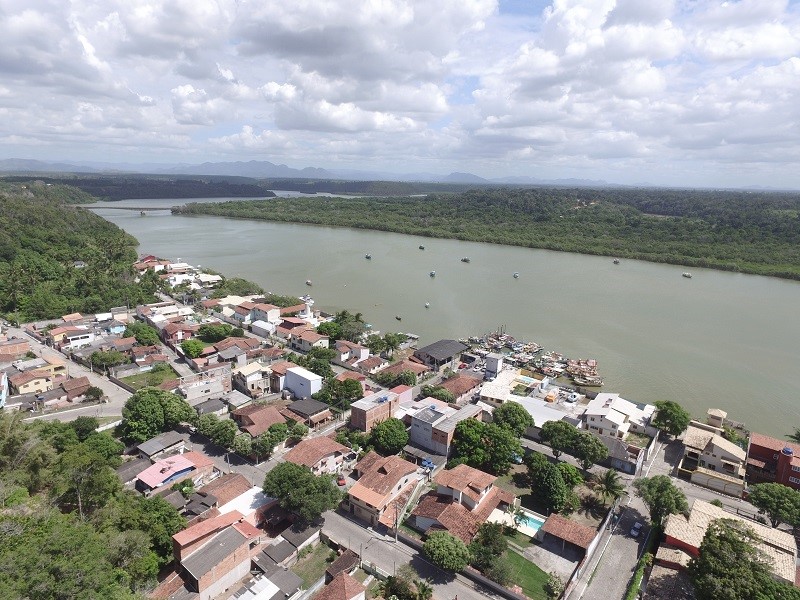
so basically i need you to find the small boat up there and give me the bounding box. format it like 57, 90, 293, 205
574, 376, 604, 387
395, 315, 402, 321
613, 259, 620, 265
140, 211, 146, 216
429, 271, 436, 277
461, 257, 471, 263
419, 245, 425, 250
425, 302, 430, 308
305, 280, 312, 286
682, 272, 692, 279
513, 272, 519, 278
365, 254, 372, 260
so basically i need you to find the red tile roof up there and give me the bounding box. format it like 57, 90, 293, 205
198, 473, 253, 506
336, 371, 366, 383
284, 437, 349, 468
172, 510, 244, 547
412, 494, 481, 543
439, 374, 482, 397
270, 360, 299, 376
541, 514, 596, 550
380, 360, 429, 377
314, 572, 365, 600
233, 405, 286, 437
358, 356, 387, 371
435, 464, 497, 503
62, 376, 90, 392
353, 452, 417, 496
749, 432, 800, 456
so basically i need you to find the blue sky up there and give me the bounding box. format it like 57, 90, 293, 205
2, 0, 800, 187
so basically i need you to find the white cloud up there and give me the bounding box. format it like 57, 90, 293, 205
0, 0, 799, 186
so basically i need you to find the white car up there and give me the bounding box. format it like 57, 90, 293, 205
630, 522, 644, 538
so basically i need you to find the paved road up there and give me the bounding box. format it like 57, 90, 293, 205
322, 510, 497, 600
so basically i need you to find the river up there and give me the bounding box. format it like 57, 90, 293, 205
90, 197, 800, 437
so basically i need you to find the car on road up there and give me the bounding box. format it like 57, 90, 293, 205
337, 475, 347, 486
630, 522, 644, 538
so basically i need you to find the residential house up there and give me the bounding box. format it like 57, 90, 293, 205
409, 403, 484, 457
285, 366, 323, 399
0, 339, 31, 362
333, 340, 369, 368
376, 359, 429, 380
112, 337, 137, 353
284, 437, 350, 475
232, 404, 286, 437
595, 433, 648, 475
60, 328, 97, 351
250, 320, 276, 338
357, 355, 389, 375
438, 373, 482, 405
663, 499, 797, 586
178, 527, 255, 600
290, 330, 329, 353
8, 370, 52, 395
680, 422, 747, 497
177, 365, 232, 404
232, 361, 271, 397
345, 451, 418, 527
47, 325, 86, 346
269, 360, 299, 393
172, 510, 249, 562
233, 565, 303, 600
12, 355, 67, 378
162, 322, 199, 347
136, 451, 216, 496
275, 317, 310, 340
411, 464, 516, 542
582, 393, 657, 440
747, 433, 800, 490
413, 339, 469, 372
252, 303, 281, 324
217, 486, 278, 527
117, 457, 151, 487
325, 550, 360, 583
313, 573, 365, 600
350, 385, 413, 433
194, 397, 228, 417
61, 376, 90, 401
537, 514, 597, 558
285, 398, 332, 427
198, 473, 254, 507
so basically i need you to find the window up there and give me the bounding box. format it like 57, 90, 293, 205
790, 477, 800, 485
774, 454, 780, 460
792, 466, 800, 473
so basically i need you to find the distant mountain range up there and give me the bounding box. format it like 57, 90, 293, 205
0, 157, 621, 187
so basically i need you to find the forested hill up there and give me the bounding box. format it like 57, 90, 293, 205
174, 187, 800, 280
0, 181, 156, 321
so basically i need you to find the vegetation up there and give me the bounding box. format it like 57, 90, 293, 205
538, 421, 577, 458
197, 323, 239, 342
450, 420, 523, 475
505, 550, 550, 600
262, 463, 342, 525
593, 469, 625, 504
624, 545, 656, 600
492, 402, 535, 437
469, 522, 508, 573
652, 400, 692, 438
181, 338, 205, 358
572, 431, 609, 471
748, 483, 800, 528
119, 387, 195, 443
0, 411, 185, 596
786, 428, 800, 444
530, 460, 569, 512
0, 181, 156, 321
688, 519, 800, 600
173, 186, 800, 280
123, 322, 160, 346
211, 276, 264, 298
120, 363, 179, 390
313, 377, 363, 410
633, 475, 688, 526
420, 384, 455, 404
370, 418, 409, 456
374, 369, 417, 388
421, 531, 471, 572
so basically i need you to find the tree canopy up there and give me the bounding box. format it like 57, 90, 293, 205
123, 322, 160, 346
748, 483, 800, 528
492, 402, 534, 437
262, 462, 342, 525
572, 431, 609, 471
633, 475, 688, 526
422, 531, 471, 572
180, 338, 205, 358
120, 387, 194, 443
652, 400, 692, 437
539, 420, 577, 458
530, 460, 569, 512
450, 420, 523, 475
370, 418, 409, 456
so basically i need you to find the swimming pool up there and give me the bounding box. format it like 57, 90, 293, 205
518, 510, 545, 534
516, 375, 536, 385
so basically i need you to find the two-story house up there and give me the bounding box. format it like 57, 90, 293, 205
251, 303, 281, 324
411, 463, 516, 542
582, 393, 657, 439
345, 452, 419, 527
284, 437, 351, 475
409, 402, 484, 456
290, 330, 330, 353
333, 340, 370, 368
413, 339, 469, 373
350, 385, 413, 433
747, 432, 800, 491
681, 422, 747, 497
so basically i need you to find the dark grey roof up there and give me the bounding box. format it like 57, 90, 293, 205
415, 339, 468, 362
182, 527, 248, 580
116, 457, 152, 483
195, 398, 226, 415
137, 430, 186, 457
262, 540, 295, 564
268, 568, 303, 595
288, 398, 329, 418
222, 390, 252, 408
280, 523, 322, 549
162, 490, 186, 510
218, 347, 245, 360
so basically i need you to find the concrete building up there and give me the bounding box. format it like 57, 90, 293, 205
349, 385, 412, 433
582, 393, 657, 439
285, 366, 323, 399
747, 433, 800, 491
413, 339, 468, 372
680, 422, 747, 497
409, 402, 483, 456
284, 437, 351, 475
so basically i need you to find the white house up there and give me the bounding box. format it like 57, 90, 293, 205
61, 328, 96, 350
285, 366, 323, 399
290, 330, 329, 353
251, 303, 281, 324
250, 320, 276, 338
583, 393, 657, 439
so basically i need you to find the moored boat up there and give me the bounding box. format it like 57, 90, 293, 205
425, 302, 430, 308
682, 272, 692, 278
574, 376, 604, 387
305, 280, 312, 286
613, 259, 620, 264
461, 257, 470, 263
429, 270, 436, 277
365, 254, 372, 259
419, 245, 425, 250
513, 272, 519, 278
395, 315, 402, 321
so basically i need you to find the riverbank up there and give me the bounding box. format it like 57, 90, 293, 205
172, 187, 800, 281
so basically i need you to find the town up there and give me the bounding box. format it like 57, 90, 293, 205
2, 254, 798, 600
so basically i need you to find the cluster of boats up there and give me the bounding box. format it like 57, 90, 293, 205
460, 331, 605, 387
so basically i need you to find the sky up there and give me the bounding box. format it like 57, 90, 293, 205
2, 0, 800, 187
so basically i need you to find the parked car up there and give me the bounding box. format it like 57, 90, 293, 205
630, 522, 644, 538
337, 475, 347, 486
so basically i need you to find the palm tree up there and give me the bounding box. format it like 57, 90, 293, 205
594, 469, 625, 504
787, 428, 800, 444
415, 579, 433, 600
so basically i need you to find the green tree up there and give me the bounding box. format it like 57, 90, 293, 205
212, 419, 238, 449
70, 416, 99, 441
530, 460, 569, 512
688, 518, 800, 600
451, 420, 522, 475
748, 483, 800, 528
198, 323, 233, 342
197, 413, 220, 438
395, 370, 417, 387
652, 400, 692, 438
316, 321, 342, 340
85, 385, 104, 402
539, 420, 577, 458
263, 462, 342, 525
370, 418, 409, 456
253, 432, 277, 462
384, 333, 406, 356
422, 531, 471, 572
123, 322, 160, 346
120, 388, 166, 443
181, 338, 205, 358
232, 433, 253, 456
420, 385, 455, 404
572, 431, 609, 471
633, 475, 688, 526
161, 393, 195, 429
469, 522, 507, 571
90, 349, 128, 371
594, 469, 625, 504
557, 462, 584, 490
366, 334, 387, 355
492, 402, 534, 437
52, 447, 121, 518
786, 428, 800, 444
82, 433, 125, 468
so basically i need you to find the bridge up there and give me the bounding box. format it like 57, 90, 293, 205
88, 205, 180, 212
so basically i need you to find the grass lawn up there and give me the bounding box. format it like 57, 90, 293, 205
291, 543, 334, 588
352, 568, 370, 583
506, 550, 549, 600
120, 365, 179, 390
504, 529, 534, 547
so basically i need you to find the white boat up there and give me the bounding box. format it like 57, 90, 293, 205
365, 254, 372, 260
682, 272, 692, 279
305, 280, 312, 286
425, 302, 430, 308
429, 271, 436, 277
513, 272, 519, 278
